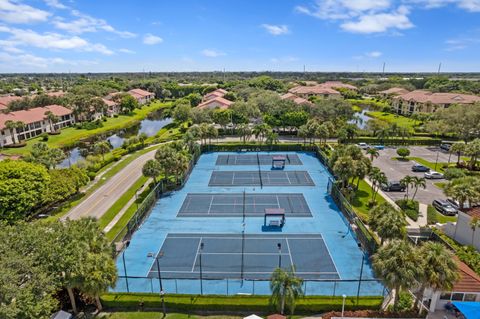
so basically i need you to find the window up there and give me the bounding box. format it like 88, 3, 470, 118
440, 292, 452, 300
464, 294, 477, 301
452, 293, 464, 301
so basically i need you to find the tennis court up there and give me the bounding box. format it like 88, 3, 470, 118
178, 193, 312, 217
208, 170, 315, 187
216, 154, 302, 166
148, 233, 339, 280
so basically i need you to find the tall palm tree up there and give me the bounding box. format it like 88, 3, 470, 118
444, 177, 480, 210
470, 217, 480, 246
44, 111, 59, 132
353, 157, 372, 189
252, 123, 271, 144
297, 125, 308, 145
400, 175, 414, 200
93, 141, 111, 161
270, 267, 303, 315
411, 177, 427, 201
368, 167, 388, 202
372, 240, 421, 310
142, 159, 162, 184
366, 148, 380, 161
450, 143, 466, 165
5, 120, 25, 145
369, 203, 407, 244
333, 156, 356, 189
237, 123, 251, 143
415, 242, 459, 312
266, 132, 279, 146
315, 124, 329, 145
206, 125, 219, 145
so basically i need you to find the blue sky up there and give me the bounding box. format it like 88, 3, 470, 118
0, 0, 480, 73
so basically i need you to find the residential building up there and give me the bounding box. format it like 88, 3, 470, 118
128, 89, 155, 105
392, 90, 480, 115
423, 259, 480, 311
378, 87, 410, 98
0, 95, 22, 112
288, 85, 341, 99
0, 105, 74, 147
197, 96, 233, 110
102, 98, 120, 117
442, 207, 480, 252
320, 81, 358, 91
203, 88, 228, 101
280, 93, 313, 106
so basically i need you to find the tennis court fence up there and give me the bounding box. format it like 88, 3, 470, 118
115, 275, 387, 297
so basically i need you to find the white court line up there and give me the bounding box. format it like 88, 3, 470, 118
207, 195, 214, 215
285, 172, 292, 185
191, 237, 203, 272
166, 236, 324, 240
285, 238, 295, 267
200, 252, 291, 255
150, 270, 339, 274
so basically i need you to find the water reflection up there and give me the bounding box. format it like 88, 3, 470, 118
349, 108, 371, 130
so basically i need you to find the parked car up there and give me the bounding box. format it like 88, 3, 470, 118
425, 171, 444, 179
440, 144, 451, 152
357, 142, 370, 150
381, 181, 406, 192
446, 198, 473, 210
412, 163, 430, 172
432, 199, 458, 216
373, 145, 385, 150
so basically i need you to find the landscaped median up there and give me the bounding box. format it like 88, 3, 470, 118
101, 293, 383, 314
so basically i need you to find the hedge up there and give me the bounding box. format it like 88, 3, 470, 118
344, 137, 442, 146
101, 293, 383, 314
201, 143, 314, 152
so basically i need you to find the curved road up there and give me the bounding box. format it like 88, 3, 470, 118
61, 149, 156, 221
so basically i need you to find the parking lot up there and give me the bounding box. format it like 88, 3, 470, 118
371, 146, 450, 205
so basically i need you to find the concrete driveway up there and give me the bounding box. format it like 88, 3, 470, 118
371, 146, 447, 205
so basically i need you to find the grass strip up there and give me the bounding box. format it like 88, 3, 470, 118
406, 157, 448, 172
101, 293, 383, 314
427, 204, 457, 224
101, 313, 244, 319
98, 176, 150, 230
350, 179, 386, 220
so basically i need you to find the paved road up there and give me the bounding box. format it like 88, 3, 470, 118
61, 149, 156, 221
372, 146, 447, 206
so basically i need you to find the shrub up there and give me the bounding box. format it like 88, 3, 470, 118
396, 148, 410, 159
387, 291, 413, 312
40, 133, 49, 141
396, 199, 419, 221
444, 168, 466, 180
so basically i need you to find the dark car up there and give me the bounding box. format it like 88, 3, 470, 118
432, 199, 458, 216
440, 144, 451, 152
381, 181, 406, 192
412, 163, 430, 172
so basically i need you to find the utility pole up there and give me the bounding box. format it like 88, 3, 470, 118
382, 62, 386, 76
437, 62, 442, 74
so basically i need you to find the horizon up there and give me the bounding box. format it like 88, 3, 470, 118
1, 0, 480, 73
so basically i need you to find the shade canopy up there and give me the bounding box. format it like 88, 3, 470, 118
452, 302, 480, 319
244, 315, 263, 319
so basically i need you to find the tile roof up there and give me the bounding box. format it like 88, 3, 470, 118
321, 81, 358, 90
394, 90, 480, 105
46, 91, 65, 97
102, 98, 117, 107
379, 87, 410, 95
289, 85, 341, 95
197, 96, 233, 109
0, 95, 22, 110
453, 259, 480, 293
0, 105, 72, 130
463, 207, 480, 219
128, 88, 154, 98
280, 93, 313, 105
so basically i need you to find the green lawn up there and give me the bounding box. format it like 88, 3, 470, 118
1, 101, 171, 156
427, 205, 457, 224
365, 111, 418, 131
350, 179, 386, 220
406, 157, 448, 172
101, 313, 242, 319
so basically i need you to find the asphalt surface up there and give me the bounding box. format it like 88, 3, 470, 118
371, 146, 449, 205
61, 149, 156, 221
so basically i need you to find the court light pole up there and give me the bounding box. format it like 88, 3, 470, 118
147, 252, 166, 317
341, 294, 346, 318
277, 243, 282, 268
199, 242, 204, 295
356, 243, 365, 305
122, 240, 130, 292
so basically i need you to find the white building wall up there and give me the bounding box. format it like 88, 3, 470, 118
442, 211, 480, 251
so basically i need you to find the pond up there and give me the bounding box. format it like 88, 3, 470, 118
349, 108, 371, 130
58, 111, 172, 168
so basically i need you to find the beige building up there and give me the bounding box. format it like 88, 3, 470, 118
0, 105, 74, 147
197, 96, 233, 110
392, 90, 480, 115
203, 88, 228, 101
128, 89, 155, 105
280, 93, 313, 106
288, 81, 356, 99
378, 87, 410, 98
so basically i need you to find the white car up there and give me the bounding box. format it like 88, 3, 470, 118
425, 171, 444, 179
357, 142, 370, 150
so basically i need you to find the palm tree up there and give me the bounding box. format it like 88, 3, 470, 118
44, 111, 59, 133
444, 177, 480, 210
400, 175, 414, 200
470, 217, 480, 246
315, 124, 329, 145
142, 159, 162, 184
252, 123, 271, 144
368, 167, 388, 203
237, 123, 251, 144
411, 177, 427, 201
266, 131, 279, 146
206, 125, 219, 145
369, 203, 407, 244
415, 242, 459, 312
366, 148, 379, 161
372, 240, 421, 310
297, 125, 308, 145
93, 141, 111, 161
173, 152, 190, 184
450, 143, 466, 165
270, 267, 303, 315
353, 157, 372, 189
333, 156, 356, 189
5, 120, 25, 145
155, 145, 177, 181
464, 139, 480, 170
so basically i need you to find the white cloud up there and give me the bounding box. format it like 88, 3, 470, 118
295, 0, 391, 20
261, 24, 290, 35
44, 0, 67, 9
365, 51, 383, 58
407, 0, 480, 11
341, 6, 414, 33
445, 37, 480, 51
0, 26, 114, 55
0, 51, 98, 68
53, 10, 136, 38
143, 33, 163, 45
0, 0, 51, 24
119, 48, 135, 54
270, 56, 298, 63
201, 49, 225, 57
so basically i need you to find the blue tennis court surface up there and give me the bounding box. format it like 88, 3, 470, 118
114, 151, 384, 296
